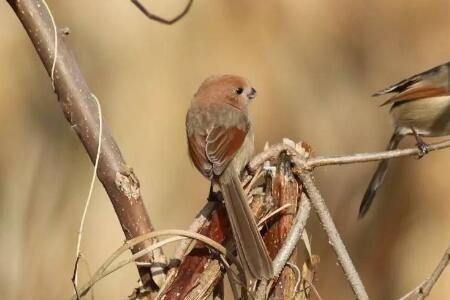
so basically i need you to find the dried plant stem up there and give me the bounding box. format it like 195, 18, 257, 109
74, 229, 241, 299
158, 201, 218, 295
299, 173, 369, 300
258, 203, 293, 228
74, 93, 103, 289
272, 194, 311, 277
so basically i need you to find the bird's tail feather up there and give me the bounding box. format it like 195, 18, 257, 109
359, 131, 403, 218
219, 168, 273, 281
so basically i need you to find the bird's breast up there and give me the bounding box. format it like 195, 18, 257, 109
391, 95, 450, 136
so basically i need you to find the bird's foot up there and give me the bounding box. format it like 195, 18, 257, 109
411, 127, 429, 159
416, 141, 430, 159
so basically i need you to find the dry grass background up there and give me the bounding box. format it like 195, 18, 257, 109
0, 0, 449, 299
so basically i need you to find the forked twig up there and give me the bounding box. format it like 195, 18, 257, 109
418, 244, 450, 299
398, 244, 450, 300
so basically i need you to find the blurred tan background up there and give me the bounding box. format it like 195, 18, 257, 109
1, 0, 450, 299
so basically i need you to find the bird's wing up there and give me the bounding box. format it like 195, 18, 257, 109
187, 132, 213, 178
205, 125, 248, 176
375, 63, 450, 106
187, 122, 248, 178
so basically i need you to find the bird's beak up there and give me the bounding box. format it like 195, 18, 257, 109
248, 87, 257, 99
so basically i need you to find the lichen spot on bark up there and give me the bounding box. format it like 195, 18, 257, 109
115, 169, 140, 200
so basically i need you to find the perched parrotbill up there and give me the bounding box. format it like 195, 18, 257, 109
186, 75, 273, 281
360, 62, 450, 218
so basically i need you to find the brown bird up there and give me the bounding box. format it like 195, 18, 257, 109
185, 75, 273, 281
359, 62, 450, 218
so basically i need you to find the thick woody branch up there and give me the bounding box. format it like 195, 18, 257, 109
299, 173, 369, 300
7, 0, 161, 290
263, 151, 301, 299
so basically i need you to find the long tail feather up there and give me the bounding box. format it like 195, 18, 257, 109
219, 168, 273, 281
359, 131, 404, 218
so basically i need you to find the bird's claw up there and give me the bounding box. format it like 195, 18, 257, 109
416, 141, 430, 159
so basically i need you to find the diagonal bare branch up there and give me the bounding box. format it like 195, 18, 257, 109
397, 244, 450, 300
7, 0, 162, 292
417, 243, 450, 299
299, 173, 369, 300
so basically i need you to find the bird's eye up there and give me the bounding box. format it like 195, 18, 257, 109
235, 88, 244, 95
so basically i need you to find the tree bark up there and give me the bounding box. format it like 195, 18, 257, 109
7, 0, 161, 291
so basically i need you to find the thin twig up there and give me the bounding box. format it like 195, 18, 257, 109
72, 255, 81, 300
248, 139, 450, 172
308, 281, 323, 300
417, 244, 450, 299
81, 258, 95, 300
299, 173, 369, 300
249, 144, 295, 172
285, 262, 301, 300
272, 194, 311, 277
308, 139, 450, 168
257, 203, 293, 228
244, 167, 264, 193
397, 280, 427, 300
131, 0, 193, 24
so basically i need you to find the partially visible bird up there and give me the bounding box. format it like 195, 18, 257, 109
359, 62, 450, 218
